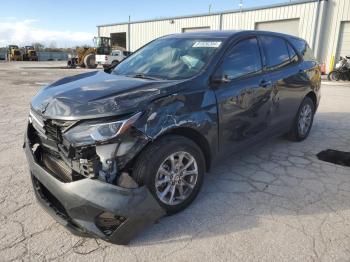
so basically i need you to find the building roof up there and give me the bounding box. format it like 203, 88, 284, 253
97, 0, 318, 28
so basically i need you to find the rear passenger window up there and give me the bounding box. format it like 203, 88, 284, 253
260, 36, 290, 70
286, 42, 299, 64
219, 37, 262, 79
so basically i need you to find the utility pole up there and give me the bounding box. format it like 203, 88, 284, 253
238, 0, 243, 29
209, 4, 212, 13
239, 0, 243, 11
128, 15, 131, 52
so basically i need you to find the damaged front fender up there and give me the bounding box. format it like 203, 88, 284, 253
132, 88, 219, 164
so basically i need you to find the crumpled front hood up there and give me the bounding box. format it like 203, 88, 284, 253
31, 71, 183, 120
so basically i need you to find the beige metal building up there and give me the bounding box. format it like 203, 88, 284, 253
97, 0, 350, 72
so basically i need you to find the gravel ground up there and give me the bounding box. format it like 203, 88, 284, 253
1, 61, 350, 262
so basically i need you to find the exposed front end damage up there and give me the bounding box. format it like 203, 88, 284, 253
24, 110, 166, 244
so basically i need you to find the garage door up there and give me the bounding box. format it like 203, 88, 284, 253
256, 19, 299, 37
110, 32, 127, 50
182, 27, 210, 33
337, 21, 350, 58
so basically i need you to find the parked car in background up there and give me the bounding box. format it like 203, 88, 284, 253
24, 30, 321, 244
96, 50, 132, 69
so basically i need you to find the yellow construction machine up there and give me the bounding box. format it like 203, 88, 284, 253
67, 37, 112, 69
22, 46, 38, 61
6, 45, 22, 61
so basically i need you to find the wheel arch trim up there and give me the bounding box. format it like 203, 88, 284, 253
161, 126, 212, 171
306, 91, 317, 109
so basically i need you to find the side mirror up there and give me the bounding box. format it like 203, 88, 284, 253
210, 74, 231, 84
104, 61, 119, 74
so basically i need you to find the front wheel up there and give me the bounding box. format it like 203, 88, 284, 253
286, 96, 315, 141
132, 135, 205, 215
84, 54, 97, 69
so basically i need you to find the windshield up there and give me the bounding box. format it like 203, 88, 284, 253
113, 37, 223, 80
94, 37, 111, 48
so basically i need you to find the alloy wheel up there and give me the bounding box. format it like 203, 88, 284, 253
155, 151, 198, 206
298, 104, 312, 136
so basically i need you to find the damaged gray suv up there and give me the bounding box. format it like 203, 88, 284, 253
24, 30, 321, 244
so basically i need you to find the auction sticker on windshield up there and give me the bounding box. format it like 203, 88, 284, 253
192, 41, 222, 48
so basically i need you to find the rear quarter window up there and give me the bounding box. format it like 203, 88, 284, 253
286, 42, 299, 64
304, 45, 316, 61
290, 38, 316, 61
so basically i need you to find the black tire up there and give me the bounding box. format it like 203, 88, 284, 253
286, 96, 315, 142
132, 135, 205, 215
104, 61, 119, 73
328, 70, 340, 81
67, 59, 76, 68
77, 60, 85, 68
111, 60, 119, 66
84, 54, 97, 69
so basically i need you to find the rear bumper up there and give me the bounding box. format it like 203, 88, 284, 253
24, 131, 165, 245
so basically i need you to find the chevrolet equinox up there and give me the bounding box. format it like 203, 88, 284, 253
24, 30, 321, 244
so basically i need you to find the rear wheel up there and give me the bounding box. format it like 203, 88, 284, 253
132, 135, 205, 215
286, 96, 315, 141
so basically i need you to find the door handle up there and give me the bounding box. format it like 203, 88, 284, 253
259, 79, 272, 88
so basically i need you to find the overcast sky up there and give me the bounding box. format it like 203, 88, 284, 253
0, 0, 291, 47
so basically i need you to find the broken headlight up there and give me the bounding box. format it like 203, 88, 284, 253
63, 112, 142, 147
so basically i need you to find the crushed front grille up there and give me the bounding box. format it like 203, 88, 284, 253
44, 119, 75, 143
30, 110, 75, 144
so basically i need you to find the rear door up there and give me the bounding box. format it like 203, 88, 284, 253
213, 36, 274, 153
259, 35, 307, 129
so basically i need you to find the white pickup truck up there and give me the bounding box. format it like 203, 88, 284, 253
95, 50, 132, 69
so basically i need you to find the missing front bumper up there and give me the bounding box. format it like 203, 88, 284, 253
24, 134, 166, 245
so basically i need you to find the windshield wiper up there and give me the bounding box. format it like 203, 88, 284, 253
128, 73, 164, 80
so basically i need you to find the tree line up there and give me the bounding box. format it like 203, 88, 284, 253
0, 42, 91, 53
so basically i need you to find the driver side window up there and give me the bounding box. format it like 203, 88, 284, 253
220, 37, 262, 80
